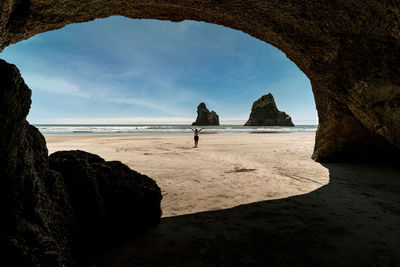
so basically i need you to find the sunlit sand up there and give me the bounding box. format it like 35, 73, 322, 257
46, 133, 329, 217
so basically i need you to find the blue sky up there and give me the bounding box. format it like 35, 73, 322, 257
0, 16, 317, 124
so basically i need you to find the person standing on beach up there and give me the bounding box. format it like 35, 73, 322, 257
189, 128, 202, 148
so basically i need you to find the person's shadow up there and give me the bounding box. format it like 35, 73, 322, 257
91, 163, 400, 266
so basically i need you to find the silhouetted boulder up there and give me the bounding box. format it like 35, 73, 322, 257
245, 93, 294, 126
48, 150, 162, 255
192, 102, 219, 126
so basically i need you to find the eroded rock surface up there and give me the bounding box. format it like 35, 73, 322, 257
192, 102, 219, 126
0, 59, 162, 266
245, 93, 294, 126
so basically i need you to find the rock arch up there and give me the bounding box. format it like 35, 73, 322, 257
1, 2, 400, 265
1, 0, 399, 161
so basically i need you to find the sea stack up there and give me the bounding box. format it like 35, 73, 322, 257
192, 102, 220, 126
245, 93, 294, 126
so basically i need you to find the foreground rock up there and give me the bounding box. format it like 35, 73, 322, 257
245, 93, 294, 126
192, 102, 219, 126
0, 59, 162, 266
49, 150, 162, 255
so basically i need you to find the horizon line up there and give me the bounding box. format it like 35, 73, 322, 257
28, 117, 318, 125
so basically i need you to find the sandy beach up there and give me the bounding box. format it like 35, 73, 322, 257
46, 133, 329, 217
45, 133, 400, 266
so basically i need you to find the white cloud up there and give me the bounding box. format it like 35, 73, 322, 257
106, 96, 185, 116
23, 73, 92, 98
106, 69, 141, 79
22, 69, 201, 117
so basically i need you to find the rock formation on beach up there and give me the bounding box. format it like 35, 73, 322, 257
192, 102, 219, 126
245, 93, 294, 126
0, 59, 162, 266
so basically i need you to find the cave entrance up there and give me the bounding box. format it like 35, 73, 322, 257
0, 17, 329, 217
1, 1, 399, 162
2, 3, 400, 265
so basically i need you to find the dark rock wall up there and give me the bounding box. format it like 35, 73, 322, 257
0, 59, 162, 266
244, 93, 294, 126
311, 81, 400, 161
0, 0, 399, 160
0, 59, 73, 266
192, 102, 219, 126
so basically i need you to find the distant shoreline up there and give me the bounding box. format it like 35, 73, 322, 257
34, 124, 317, 135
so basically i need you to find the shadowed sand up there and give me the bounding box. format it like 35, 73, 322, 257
45, 133, 400, 266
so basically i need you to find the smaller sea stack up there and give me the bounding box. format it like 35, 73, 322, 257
245, 93, 294, 126
192, 102, 219, 126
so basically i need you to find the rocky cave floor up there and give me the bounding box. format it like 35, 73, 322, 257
88, 162, 400, 266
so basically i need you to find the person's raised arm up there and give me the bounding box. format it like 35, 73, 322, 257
189, 127, 195, 132
199, 128, 203, 132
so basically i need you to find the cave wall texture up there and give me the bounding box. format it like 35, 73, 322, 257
1, 0, 399, 161
0, 1, 399, 266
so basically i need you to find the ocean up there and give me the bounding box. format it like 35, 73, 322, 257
34, 124, 317, 135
